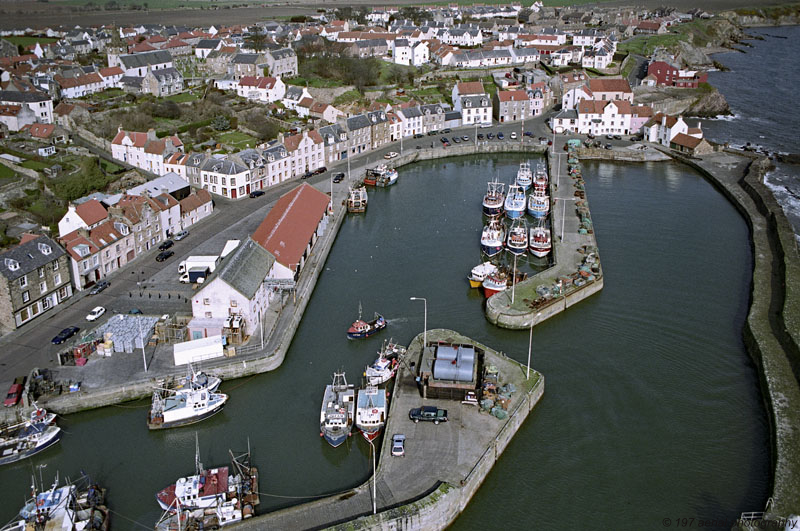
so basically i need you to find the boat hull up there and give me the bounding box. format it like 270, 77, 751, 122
359, 427, 382, 442
482, 204, 503, 217
346, 320, 386, 340
530, 248, 550, 258
527, 207, 548, 218
322, 430, 350, 448
148, 400, 226, 430
0, 428, 61, 466
468, 277, 483, 288
505, 208, 524, 219
483, 285, 506, 298
480, 243, 503, 257
507, 245, 527, 256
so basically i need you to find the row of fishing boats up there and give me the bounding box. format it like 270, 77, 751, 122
347, 164, 399, 213
480, 218, 552, 259
320, 340, 404, 447
482, 161, 551, 220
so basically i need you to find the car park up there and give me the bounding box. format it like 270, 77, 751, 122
51, 326, 80, 345
497, 132, 505, 140
156, 250, 175, 262
158, 240, 174, 251
391, 434, 406, 457
86, 306, 106, 321
332, 172, 345, 183
4, 377, 25, 407
384, 151, 399, 159
89, 280, 109, 295
409, 405, 448, 424
249, 190, 265, 198
174, 230, 189, 241
510, 132, 517, 140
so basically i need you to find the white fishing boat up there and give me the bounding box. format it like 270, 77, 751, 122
515, 161, 532, 190
504, 184, 526, 219
365, 340, 404, 385
480, 219, 505, 257
147, 385, 228, 430
319, 372, 356, 447
347, 186, 368, 213
355, 386, 387, 442
376, 167, 399, 187
0, 406, 61, 467
468, 261, 498, 288
527, 189, 550, 218
175, 365, 222, 393
506, 219, 528, 256
482, 179, 505, 217
529, 223, 552, 258
482, 271, 509, 298
533, 161, 548, 193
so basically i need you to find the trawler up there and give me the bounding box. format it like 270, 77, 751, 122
355, 386, 387, 442
319, 372, 356, 447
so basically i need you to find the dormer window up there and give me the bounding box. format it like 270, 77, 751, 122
5, 258, 19, 271
465, 99, 472, 108
38, 243, 52, 255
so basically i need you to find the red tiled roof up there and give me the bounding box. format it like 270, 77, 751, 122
99, 66, 124, 77
60, 229, 99, 261
55, 73, 103, 89
671, 133, 703, 148
75, 199, 108, 226
456, 81, 485, 95
19, 233, 39, 245
588, 78, 632, 94
0, 104, 21, 117
298, 97, 313, 108
239, 76, 277, 89
252, 183, 330, 270
179, 189, 212, 216
26, 123, 55, 138
164, 39, 189, 49
497, 89, 528, 102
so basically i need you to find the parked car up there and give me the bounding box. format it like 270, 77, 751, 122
174, 230, 189, 241
391, 434, 406, 457
4, 377, 25, 407
452, 137, 461, 144
409, 405, 448, 424
497, 132, 505, 140
477, 133, 484, 140
440, 137, 449, 144
604, 143, 613, 150
524, 131, 533, 137
510, 132, 517, 140
249, 190, 265, 198
605, 134, 614, 140
486, 132, 494, 139
480, 122, 492, 128
314, 166, 327, 174
89, 280, 109, 295
441, 128, 451, 134
461, 135, 469, 141
415, 145, 422, 149
51, 326, 80, 345
86, 306, 106, 322
158, 240, 174, 251
426, 130, 437, 136
384, 151, 399, 159
302, 171, 313, 179
612, 134, 622, 140
414, 133, 425, 139
587, 133, 595, 139
156, 250, 175, 262
332, 172, 345, 183
128, 308, 143, 315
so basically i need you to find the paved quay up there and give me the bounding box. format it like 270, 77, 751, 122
485, 140, 603, 329
236, 328, 544, 530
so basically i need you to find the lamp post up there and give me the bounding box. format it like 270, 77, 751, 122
511, 254, 518, 304
409, 296, 427, 350
137, 316, 147, 372
526, 312, 542, 380
368, 438, 377, 515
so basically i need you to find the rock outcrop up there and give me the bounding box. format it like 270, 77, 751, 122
633, 85, 731, 117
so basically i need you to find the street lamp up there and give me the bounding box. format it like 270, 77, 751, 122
409, 296, 427, 350
368, 438, 377, 515
526, 312, 542, 380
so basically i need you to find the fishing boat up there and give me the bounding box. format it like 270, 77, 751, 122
175, 364, 222, 393
482, 180, 505, 217
319, 372, 356, 448
504, 184, 526, 219
156, 436, 259, 518
533, 161, 548, 193
468, 261, 498, 288
147, 385, 228, 430
529, 223, 552, 258
515, 161, 532, 191
4, 472, 109, 531
480, 218, 505, 257
355, 386, 387, 442
482, 270, 509, 298
346, 186, 368, 213
506, 219, 528, 256
375, 167, 399, 187
347, 303, 386, 340
527, 189, 550, 218
365, 339, 404, 385
0, 406, 61, 466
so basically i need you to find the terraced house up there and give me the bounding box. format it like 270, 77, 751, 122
0, 234, 72, 332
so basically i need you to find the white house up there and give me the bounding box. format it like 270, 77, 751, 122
562, 85, 594, 110
642, 113, 690, 145
0, 90, 53, 124
575, 99, 633, 135
111, 128, 183, 175
282, 85, 312, 111
235, 76, 286, 103
452, 81, 492, 125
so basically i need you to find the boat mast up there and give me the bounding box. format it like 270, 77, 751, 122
195, 432, 202, 475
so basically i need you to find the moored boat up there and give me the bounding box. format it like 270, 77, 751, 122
527, 189, 550, 218
506, 220, 528, 256
533, 161, 548, 193
346, 186, 368, 213
355, 385, 387, 442
319, 372, 356, 447
375, 166, 399, 187
482, 271, 509, 298
480, 219, 505, 257
468, 261, 498, 288
529, 223, 552, 258
482, 180, 505, 217
0, 407, 61, 467
515, 161, 532, 190
504, 184, 526, 219
365, 340, 404, 385
147, 386, 228, 430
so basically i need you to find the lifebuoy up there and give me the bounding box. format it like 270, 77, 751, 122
371, 409, 378, 414
37, 499, 44, 507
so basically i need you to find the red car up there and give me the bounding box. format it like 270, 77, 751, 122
4, 376, 25, 407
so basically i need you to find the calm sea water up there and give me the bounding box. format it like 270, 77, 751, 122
0, 155, 768, 531
702, 24, 800, 242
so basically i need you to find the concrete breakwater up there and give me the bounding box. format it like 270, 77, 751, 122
235, 329, 545, 531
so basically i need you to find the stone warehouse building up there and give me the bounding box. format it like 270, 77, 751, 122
0, 234, 72, 332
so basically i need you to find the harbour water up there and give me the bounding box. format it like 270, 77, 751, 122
702, 24, 800, 242
0, 155, 768, 530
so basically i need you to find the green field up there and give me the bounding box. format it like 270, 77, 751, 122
217, 130, 260, 150
0, 164, 18, 180
20, 160, 51, 171
52, 0, 260, 9
287, 76, 344, 89
3, 36, 58, 47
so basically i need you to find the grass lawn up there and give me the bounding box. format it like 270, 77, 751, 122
409, 86, 446, 103
20, 160, 50, 171
86, 88, 125, 101
165, 91, 200, 103
0, 164, 18, 180
287, 76, 344, 89
4, 36, 58, 47
618, 33, 686, 56
217, 130, 260, 150
100, 160, 124, 173
333, 89, 364, 107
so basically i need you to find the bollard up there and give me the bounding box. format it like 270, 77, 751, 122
168, 294, 171, 299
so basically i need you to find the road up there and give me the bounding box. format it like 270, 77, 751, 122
0, 115, 558, 395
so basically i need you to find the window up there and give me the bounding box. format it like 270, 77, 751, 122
19, 275, 27, 288
21, 289, 30, 302
203, 298, 210, 305
205, 312, 212, 318
42, 297, 51, 311
53, 261, 59, 271
38, 267, 44, 278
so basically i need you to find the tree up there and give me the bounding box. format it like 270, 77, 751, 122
211, 115, 230, 131
244, 26, 267, 53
